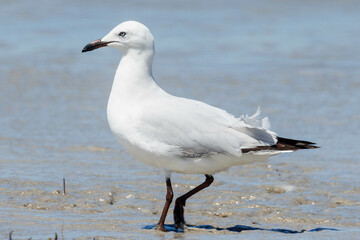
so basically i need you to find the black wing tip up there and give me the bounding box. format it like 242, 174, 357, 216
241, 137, 320, 154
277, 136, 320, 149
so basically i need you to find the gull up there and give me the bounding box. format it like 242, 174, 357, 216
82, 21, 318, 232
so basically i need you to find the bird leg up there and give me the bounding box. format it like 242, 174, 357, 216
155, 178, 173, 232
173, 174, 214, 229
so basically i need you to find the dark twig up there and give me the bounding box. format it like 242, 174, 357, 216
63, 178, 66, 195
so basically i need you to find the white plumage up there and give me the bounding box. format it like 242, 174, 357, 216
82, 20, 317, 231
98, 21, 281, 176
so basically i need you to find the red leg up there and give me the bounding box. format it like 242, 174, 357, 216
155, 178, 173, 231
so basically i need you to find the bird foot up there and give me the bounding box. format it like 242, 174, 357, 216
175, 221, 185, 230
154, 223, 167, 232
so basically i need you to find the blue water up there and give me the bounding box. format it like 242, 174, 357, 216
1, 1, 359, 239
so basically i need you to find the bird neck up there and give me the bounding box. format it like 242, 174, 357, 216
110, 48, 161, 101
119, 48, 154, 77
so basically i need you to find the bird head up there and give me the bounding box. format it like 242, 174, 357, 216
82, 21, 154, 53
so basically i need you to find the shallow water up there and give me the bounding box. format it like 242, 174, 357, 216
1, 0, 360, 239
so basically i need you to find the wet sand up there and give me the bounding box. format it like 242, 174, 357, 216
1, 0, 360, 239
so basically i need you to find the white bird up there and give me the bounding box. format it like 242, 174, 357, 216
82, 21, 318, 232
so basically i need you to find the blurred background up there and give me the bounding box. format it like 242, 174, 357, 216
0, 0, 359, 239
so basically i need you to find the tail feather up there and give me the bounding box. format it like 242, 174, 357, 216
242, 136, 319, 153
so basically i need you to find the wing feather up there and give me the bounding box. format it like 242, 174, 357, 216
135, 96, 277, 158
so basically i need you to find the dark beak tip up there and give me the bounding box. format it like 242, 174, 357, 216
81, 45, 90, 53
81, 39, 109, 53
82, 43, 94, 53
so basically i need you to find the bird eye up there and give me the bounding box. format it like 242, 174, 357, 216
119, 32, 126, 37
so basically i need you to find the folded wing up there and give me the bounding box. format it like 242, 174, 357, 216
136, 96, 283, 158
